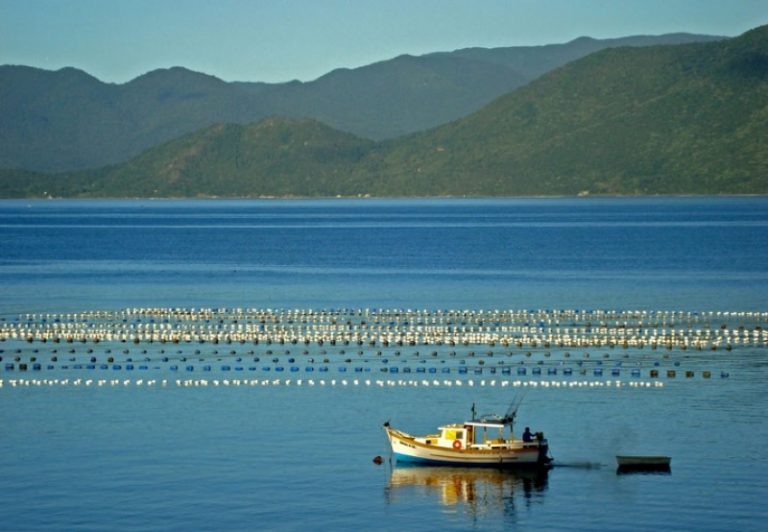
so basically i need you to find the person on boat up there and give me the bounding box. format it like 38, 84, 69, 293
522, 427, 534, 442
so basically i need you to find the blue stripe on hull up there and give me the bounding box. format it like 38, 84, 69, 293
393, 451, 543, 468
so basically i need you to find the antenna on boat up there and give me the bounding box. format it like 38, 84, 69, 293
500, 392, 526, 429
471, 402, 476, 421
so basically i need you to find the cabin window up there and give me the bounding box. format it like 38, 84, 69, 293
455, 430, 464, 440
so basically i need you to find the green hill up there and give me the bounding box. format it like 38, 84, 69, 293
0, 33, 720, 173
1, 26, 765, 197
2, 118, 374, 198
369, 25, 768, 195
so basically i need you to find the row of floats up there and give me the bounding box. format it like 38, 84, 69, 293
1, 360, 727, 379
2, 332, 761, 350
13, 307, 765, 323
2, 307, 765, 351
1, 378, 665, 389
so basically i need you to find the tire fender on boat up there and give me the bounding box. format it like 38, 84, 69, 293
453, 439, 462, 450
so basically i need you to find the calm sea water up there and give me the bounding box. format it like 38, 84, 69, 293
1, 197, 767, 531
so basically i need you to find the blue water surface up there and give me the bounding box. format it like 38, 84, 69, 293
1, 197, 767, 531
1, 197, 767, 313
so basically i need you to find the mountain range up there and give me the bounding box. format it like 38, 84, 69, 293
1, 26, 765, 197
1, 33, 721, 174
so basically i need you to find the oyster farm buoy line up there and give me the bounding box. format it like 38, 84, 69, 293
1, 307, 763, 391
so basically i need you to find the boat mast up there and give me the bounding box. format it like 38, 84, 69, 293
502, 394, 525, 433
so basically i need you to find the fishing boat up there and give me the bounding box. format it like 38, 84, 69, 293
383, 403, 552, 468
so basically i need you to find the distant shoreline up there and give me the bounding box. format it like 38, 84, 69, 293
3, 193, 766, 201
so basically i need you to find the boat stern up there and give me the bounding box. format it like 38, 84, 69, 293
536, 438, 553, 467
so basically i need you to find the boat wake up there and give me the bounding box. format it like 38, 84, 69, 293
550, 461, 604, 470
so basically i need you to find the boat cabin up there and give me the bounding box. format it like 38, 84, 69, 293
427, 419, 519, 450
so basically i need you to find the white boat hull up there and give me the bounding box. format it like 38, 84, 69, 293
385, 426, 550, 467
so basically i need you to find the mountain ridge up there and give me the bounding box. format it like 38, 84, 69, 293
369, 28, 767, 196
2, 27, 764, 198
0, 32, 723, 173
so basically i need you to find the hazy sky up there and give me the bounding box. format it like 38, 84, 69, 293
1, 0, 766, 83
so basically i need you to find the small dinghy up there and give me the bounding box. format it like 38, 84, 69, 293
616, 455, 671, 473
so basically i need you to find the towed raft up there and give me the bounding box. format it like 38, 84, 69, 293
384, 404, 552, 468
616, 455, 671, 473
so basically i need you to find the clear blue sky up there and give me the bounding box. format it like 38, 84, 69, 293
1, 0, 766, 83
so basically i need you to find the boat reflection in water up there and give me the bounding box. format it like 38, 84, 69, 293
385, 464, 548, 518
